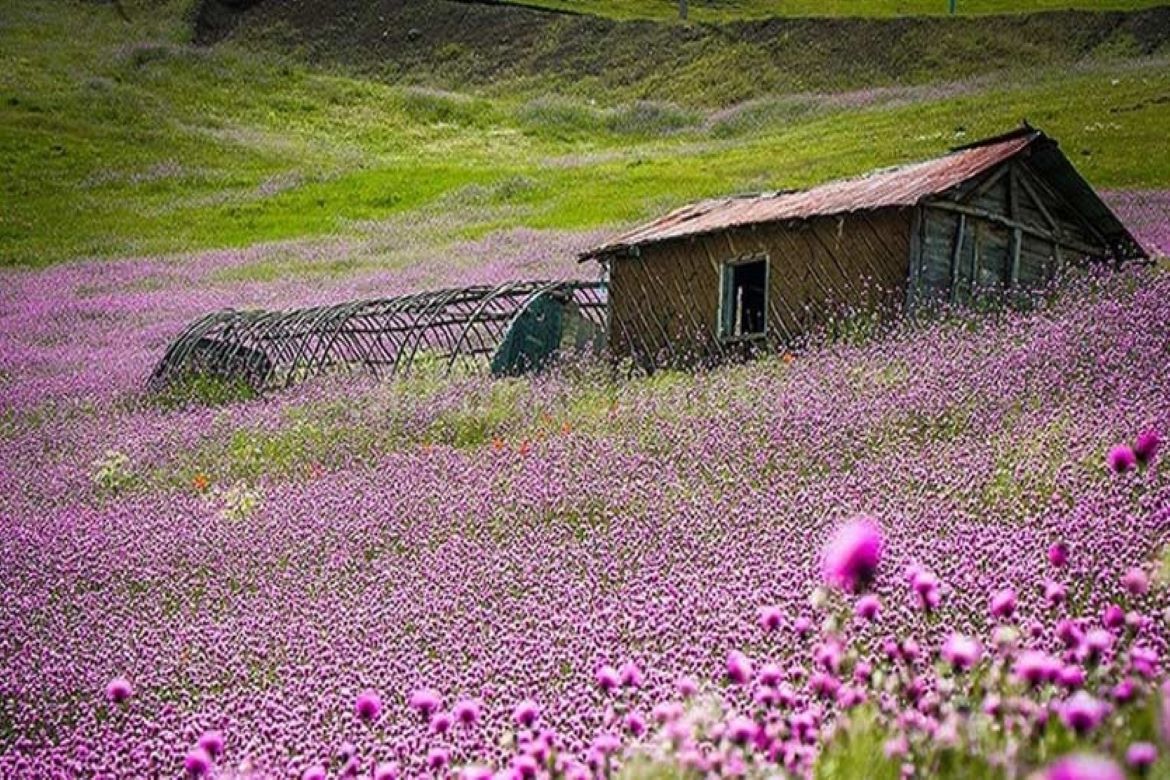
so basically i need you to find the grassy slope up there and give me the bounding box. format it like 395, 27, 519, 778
507, 0, 1170, 21
1, 0, 1169, 266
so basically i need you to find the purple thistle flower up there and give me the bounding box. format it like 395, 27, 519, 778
619, 661, 643, 688
1041, 754, 1124, 780
1056, 618, 1084, 649
1126, 743, 1157, 772
1130, 646, 1159, 679
426, 747, 448, 771
592, 732, 620, 756
354, 689, 382, 723
1122, 567, 1150, 595
652, 701, 683, 723
911, 569, 942, 612
726, 650, 754, 686
624, 711, 646, 737
452, 698, 481, 726
1134, 430, 1162, 464
940, 634, 982, 672
758, 605, 783, 631
821, 519, 882, 592
596, 665, 620, 693
429, 710, 452, 734
1014, 650, 1061, 687
758, 662, 783, 686
676, 677, 698, 698
1112, 678, 1137, 704
408, 687, 441, 716
1107, 444, 1137, 473
1048, 541, 1070, 568
990, 588, 1017, 620
1058, 691, 1107, 735
183, 747, 213, 777
104, 677, 133, 705
1103, 604, 1126, 629
373, 762, 398, 780
855, 594, 881, 621
1044, 581, 1067, 607
196, 731, 224, 758
726, 715, 757, 746
512, 755, 538, 780
1058, 665, 1085, 690
513, 699, 540, 728
1082, 628, 1114, 662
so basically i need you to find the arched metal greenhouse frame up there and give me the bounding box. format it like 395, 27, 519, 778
149, 280, 607, 393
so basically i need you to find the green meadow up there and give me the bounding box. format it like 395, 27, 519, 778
2, 0, 1169, 266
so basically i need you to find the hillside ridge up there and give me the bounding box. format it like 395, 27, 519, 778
193, 0, 1170, 106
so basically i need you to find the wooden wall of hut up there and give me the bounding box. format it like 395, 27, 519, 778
606, 209, 913, 364
912, 160, 1109, 307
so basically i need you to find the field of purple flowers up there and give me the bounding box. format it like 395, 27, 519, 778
2, 214, 1170, 778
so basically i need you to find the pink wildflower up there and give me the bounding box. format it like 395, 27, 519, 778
183, 747, 213, 777
1122, 567, 1150, 595
1040, 754, 1123, 780
940, 634, 982, 672
1134, 430, 1162, 464
990, 588, 1017, 619
726, 650, 754, 686
104, 677, 133, 705
821, 519, 882, 592
855, 594, 881, 621
1048, 541, 1070, 568
1058, 691, 1107, 735
513, 699, 540, 728
1107, 444, 1137, 473
354, 689, 382, 723
408, 687, 441, 716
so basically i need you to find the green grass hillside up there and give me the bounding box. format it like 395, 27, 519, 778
198, 0, 1170, 106
1, 0, 1169, 266
508, 0, 1170, 21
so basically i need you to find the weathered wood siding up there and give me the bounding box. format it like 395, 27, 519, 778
608, 209, 913, 360
912, 160, 1109, 305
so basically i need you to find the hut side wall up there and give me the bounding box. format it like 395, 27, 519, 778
607, 208, 913, 362
913, 160, 1110, 305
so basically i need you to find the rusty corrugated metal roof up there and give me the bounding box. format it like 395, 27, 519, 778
581, 129, 1039, 260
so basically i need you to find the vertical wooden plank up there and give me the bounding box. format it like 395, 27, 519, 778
950, 213, 966, 303
1008, 165, 1020, 222
905, 206, 923, 313
971, 222, 981, 298
1009, 228, 1022, 288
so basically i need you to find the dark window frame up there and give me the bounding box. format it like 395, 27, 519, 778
718, 253, 770, 342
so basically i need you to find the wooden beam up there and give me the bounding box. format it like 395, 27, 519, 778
1014, 170, 1058, 233
965, 164, 1010, 204
1009, 228, 1022, 288
905, 206, 923, 312
1016, 160, 1112, 250
927, 201, 1105, 257
950, 213, 966, 303
1008, 164, 1020, 221
970, 222, 981, 296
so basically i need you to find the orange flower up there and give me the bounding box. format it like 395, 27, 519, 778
492, 437, 504, 451
782, 353, 796, 365
519, 440, 531, 456
192, 473, 210, 492
561, 422, 571, 435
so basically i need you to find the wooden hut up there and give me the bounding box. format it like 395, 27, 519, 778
580, 126, 1146, 364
